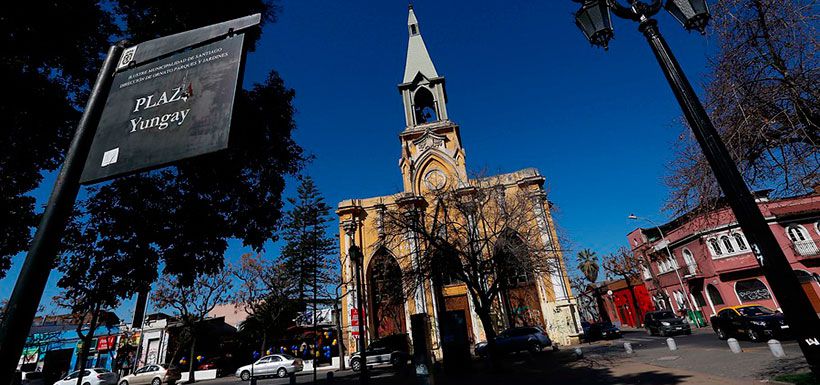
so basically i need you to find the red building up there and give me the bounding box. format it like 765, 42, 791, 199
627, 190, 820, 322
580, 278, 655, 328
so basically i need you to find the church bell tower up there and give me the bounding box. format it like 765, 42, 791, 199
398, 5, 467, 194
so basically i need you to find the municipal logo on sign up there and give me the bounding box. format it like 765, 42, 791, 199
80, 35, 245, 184
118, 46, 137, 71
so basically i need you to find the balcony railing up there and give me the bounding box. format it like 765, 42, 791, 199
792, 239, 820, 257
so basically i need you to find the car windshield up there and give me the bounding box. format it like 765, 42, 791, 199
737, 306, 775, 316
655, 311, 676, 319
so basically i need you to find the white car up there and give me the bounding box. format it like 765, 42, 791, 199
235, 354, 303, 380
53, 368, 118, 385
118, 365, 180, 385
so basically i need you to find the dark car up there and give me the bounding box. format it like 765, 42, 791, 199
644, 310, 692, 336
474, 326, 552, 357
710, 305, 788, 342
350, 334, 410, 372
581, 321, 621, 341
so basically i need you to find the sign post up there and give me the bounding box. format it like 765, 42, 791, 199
0, 15, 260, 385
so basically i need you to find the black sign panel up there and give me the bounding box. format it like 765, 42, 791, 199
80, 35, 245, 184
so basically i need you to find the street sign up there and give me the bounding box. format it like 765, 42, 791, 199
80, 35, 245, 184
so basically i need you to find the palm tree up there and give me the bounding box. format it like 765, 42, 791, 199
577, 249, 599, 283
577, 249, 610, 323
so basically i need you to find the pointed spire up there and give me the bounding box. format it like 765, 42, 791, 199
403, 5, 438, 83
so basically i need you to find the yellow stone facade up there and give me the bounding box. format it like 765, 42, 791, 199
336, 7, 582, 361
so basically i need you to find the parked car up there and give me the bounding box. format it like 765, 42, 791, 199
118, 365, 179, 385
710, 305, 788, 342
235, 354, 304, 380
350, 333, 410, 372
581, 321, 621, 341
53, 368, 117, 385
196, 357, 231, 374
474, 326, 552, 357
644, 310, 692, 336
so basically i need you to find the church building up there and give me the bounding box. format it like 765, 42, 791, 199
337, 6, 582, 362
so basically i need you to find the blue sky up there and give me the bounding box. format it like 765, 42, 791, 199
1, 1, 717, 322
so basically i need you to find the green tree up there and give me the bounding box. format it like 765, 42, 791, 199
280, 176, 337, 309
575, 249, 609, 323
0, 1, 115, 274
576, 249, 599, 284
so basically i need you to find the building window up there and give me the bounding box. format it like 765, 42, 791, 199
735, 279, 772, 303
692, 290, 707, 307
733, 233, 747, 250
707, 284, 725, 306
506, 268, 534, 286
721, 236, 735, 253
642, 265, 652, 280
673, 291, 686, 310
786, 225, 809, 242
682, 249, 697, 275
709, 239, 722, 256
794, 269, 816, 284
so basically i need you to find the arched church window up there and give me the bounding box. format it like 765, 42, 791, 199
413, 87, 438, 124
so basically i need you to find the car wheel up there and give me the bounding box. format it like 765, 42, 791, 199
83, 382, 91, 385
119, 381, 129, 385
646, 328, 653, 336
351, 358, 362, 372
391, 355, 406, 369
277, 368, 288, 378
529, 342, 542, 354
240, 371, 250, 381
747, 329, 761, 342
152, 378, 161, 385
716, 328, 728, 340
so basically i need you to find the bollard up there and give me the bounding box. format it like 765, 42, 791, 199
250, 378, 257, 385
624, 342, 633, 354
574, 347, 583, 358
327, 371, 334, 383
727, 338, 742, 353
768, 339, 786, 358
289, 373, 297, 385
666, 337, 677, 351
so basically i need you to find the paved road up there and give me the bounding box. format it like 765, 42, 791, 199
190, 328, 809, 385
577, 327, 808, 381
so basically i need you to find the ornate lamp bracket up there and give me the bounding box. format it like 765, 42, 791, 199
607, 0, 661, 21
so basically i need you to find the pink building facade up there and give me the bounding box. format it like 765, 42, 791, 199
627, 191, 820, 321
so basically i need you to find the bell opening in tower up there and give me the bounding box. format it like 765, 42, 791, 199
413, 87, 438, 124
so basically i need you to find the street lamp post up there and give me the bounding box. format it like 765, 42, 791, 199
573, 0, 820, 375
348, 243, 368, 385
629, 215, 701, 327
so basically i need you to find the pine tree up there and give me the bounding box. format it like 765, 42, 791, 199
280, 176, 336, 309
